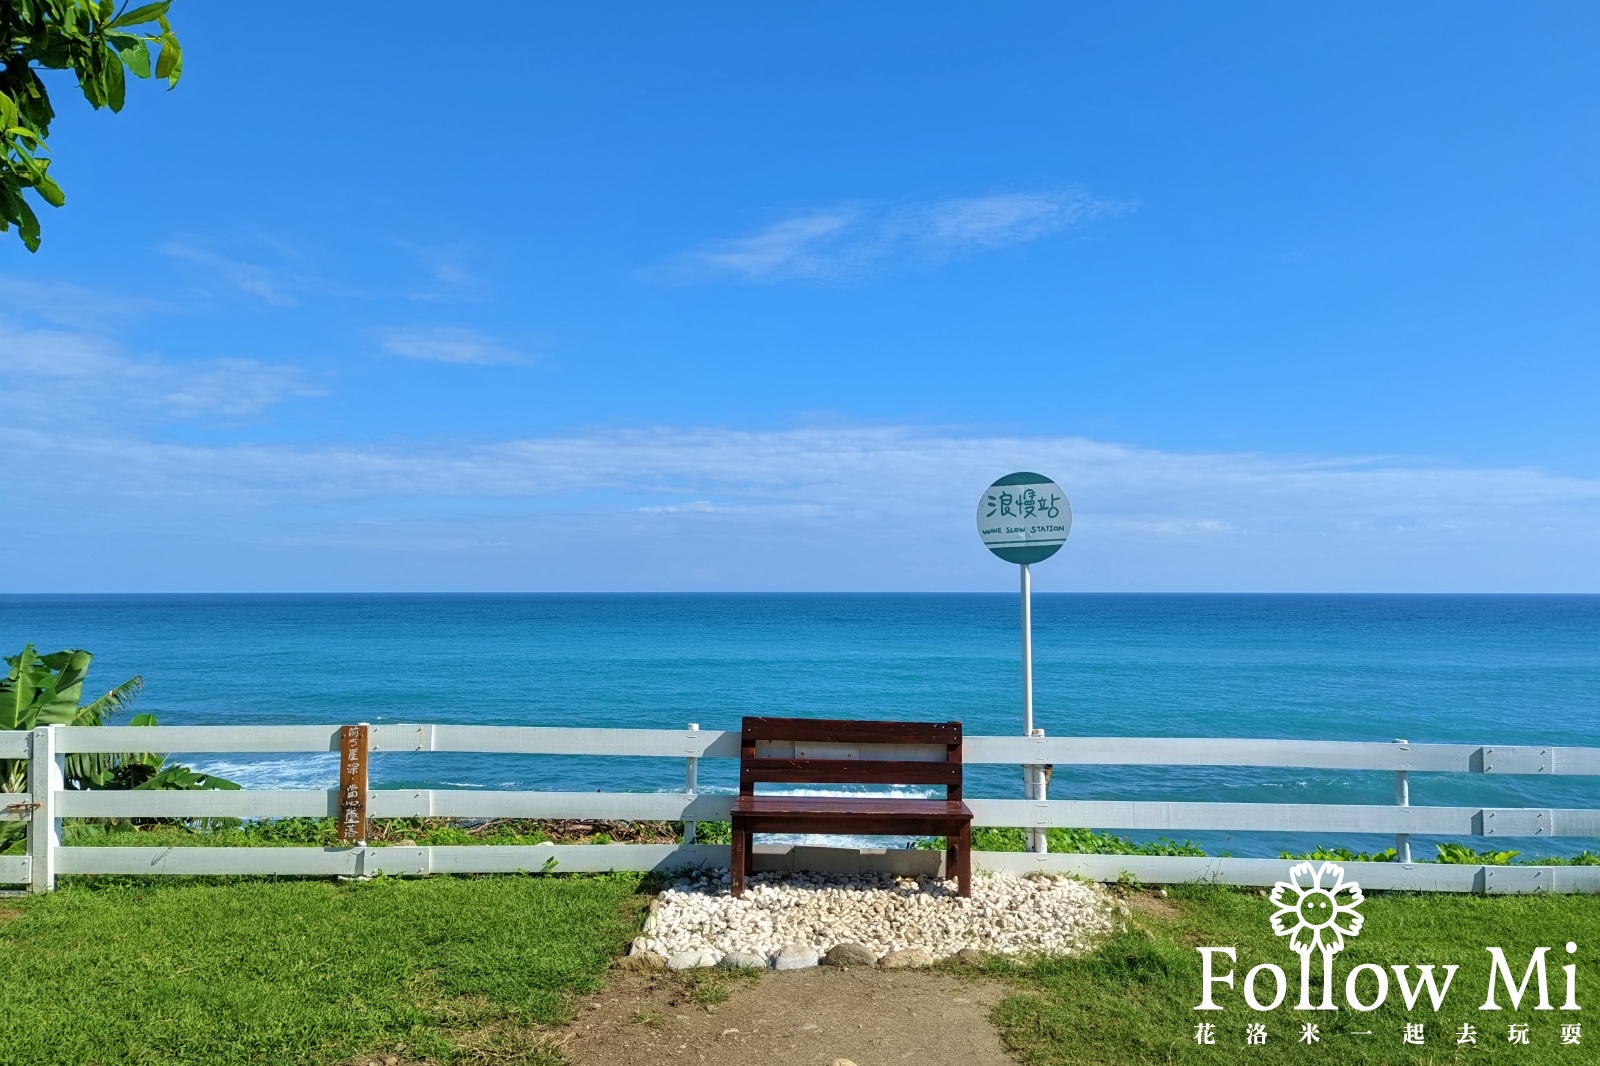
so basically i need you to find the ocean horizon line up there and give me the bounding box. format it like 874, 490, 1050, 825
4, 590, 1600, 599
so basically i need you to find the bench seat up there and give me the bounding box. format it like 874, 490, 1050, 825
730, 795, 973, 833
730, 716, 973, 897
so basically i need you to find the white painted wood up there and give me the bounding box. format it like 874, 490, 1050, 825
1480, 808, 1555, 836
29, 726, 60, 893
1394, 741, 1413, 863
55, 788, 737, 822
57, 789, 335, 819
52, 723, 739, 758
1485, 867, 1551, 894
1556, 748, 1600, 776
53, 843, 731, 878
45, 844, 1600, 894
52, 786, 1600, 838
0, 792, 30, 820
56, 846, 371, 877
424, 844, 727, 875
365, 791, 733, 821
55, 725, 344, 753
964, 735, 1600, 774
48, 723, 1600, 776
28, 721, 1600, 894
683, 723, 699, 845
0, 732, 29, 759
967, 799, 1600, 837
375, 725, 739, 758
1479, 746, 1554, 774
0, 855, 30, 885
974, 853, 1527, 892
997, 853, 1599, 894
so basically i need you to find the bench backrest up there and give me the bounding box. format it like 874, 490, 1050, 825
738, 717, 963, 799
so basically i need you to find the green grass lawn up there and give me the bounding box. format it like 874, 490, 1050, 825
989, 884, 1599, 1065
5, 864, 1597, 1066
0, 873, 648, 1066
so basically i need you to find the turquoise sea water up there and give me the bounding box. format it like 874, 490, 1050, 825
2, 594, 1596, 858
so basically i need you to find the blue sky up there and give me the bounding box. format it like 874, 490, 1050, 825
2, 2, 1598, 591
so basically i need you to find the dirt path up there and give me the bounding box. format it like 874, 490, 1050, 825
560, 968, 1017, 1066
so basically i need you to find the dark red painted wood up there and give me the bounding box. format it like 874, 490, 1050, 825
735, 815, 968, 836
741, 717, 960, 745
730, 715, 973, 898
731, 797, 971, 817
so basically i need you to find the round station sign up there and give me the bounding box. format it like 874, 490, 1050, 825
976, 472, 1071, 564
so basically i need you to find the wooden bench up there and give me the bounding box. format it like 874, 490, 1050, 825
729, 716, 973, 898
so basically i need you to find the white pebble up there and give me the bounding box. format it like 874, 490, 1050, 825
645, 871, 1113, 961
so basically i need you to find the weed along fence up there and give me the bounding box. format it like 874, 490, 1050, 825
4, 723, 1600, 895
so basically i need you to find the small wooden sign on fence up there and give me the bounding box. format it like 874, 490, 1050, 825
338, 723, 369, 844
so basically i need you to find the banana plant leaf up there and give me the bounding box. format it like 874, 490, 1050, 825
2, 645, 237, 798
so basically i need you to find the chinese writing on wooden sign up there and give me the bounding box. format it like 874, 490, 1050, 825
338, 723, 369, 844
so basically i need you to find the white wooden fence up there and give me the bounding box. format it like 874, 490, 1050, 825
4, 724, 1599, 894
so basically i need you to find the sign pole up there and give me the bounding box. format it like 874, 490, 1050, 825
1017, 560, 1043, 851
976, 471, 1069, 858
1020, 562, 1033, 737
1021, 562, 1045, 851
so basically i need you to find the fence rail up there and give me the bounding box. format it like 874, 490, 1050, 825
43, 725, 1600, 774
5, 723, 1599, 895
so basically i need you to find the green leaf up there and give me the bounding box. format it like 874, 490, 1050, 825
155, 33, 182, 87
118, 39, 153, 79
0, 644, 41, 731
36, 174, 66, 208
154, 35, 177, 82
16, 199, 39, 249
111, 2, 173, 27
133, 764, 241, 791
77, 675, 144, 726
103, 48, 126, 111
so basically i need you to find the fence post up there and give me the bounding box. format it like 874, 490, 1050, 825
1027, 728, 1049, 854
28, 726, 61, 893
337, 724, 369, 847
1393, 738, 1412, 863
683, 722, 699, 845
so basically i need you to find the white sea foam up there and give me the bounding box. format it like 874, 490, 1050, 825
189, 755, 339, 791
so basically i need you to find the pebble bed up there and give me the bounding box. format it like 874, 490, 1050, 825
631, 870, 1115, 969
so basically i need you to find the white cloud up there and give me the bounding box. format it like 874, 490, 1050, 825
377, 325, 527, 365
394, 241, 486, 302
656, 189, 1128, 283
0, 275, 165, 326
668, 210, 861, 282
911, 192, 1114, 249
0, 319, 321, 420
158, 242, 307, 306
2, 422, 1597, 591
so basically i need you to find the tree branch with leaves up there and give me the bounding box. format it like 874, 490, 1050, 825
1, 0, 181, 251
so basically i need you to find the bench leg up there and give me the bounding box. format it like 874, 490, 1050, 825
945, 835, 958, 884
730, 821, 746, 897
957, 821, 972, 898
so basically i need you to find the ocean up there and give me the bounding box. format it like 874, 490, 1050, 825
3, 594, 1596, 859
